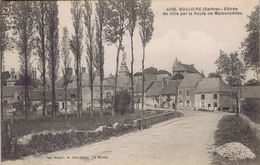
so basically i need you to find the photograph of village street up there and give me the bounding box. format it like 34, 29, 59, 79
0, 0, 259, 165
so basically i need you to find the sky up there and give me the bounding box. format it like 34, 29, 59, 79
3, 0, 259, 79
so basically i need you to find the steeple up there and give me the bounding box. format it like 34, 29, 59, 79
119, 53, 129, 75
173, 57, 179, 68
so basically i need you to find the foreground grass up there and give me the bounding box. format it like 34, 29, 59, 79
2, 110, 163, 138
212, 115, 260, 165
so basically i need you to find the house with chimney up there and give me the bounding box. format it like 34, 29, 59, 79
177, 73, 204, 109
160, 79, 182, 109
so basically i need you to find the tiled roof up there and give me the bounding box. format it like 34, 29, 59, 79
134, 81, 153, 93
239, 86, 260, 98
195, 78, 232, 93
179, 73, 203, 88
156, 74, 170, 81
30, 88, 77, 101
146, 81, 163, 97
161, 80, 182, 95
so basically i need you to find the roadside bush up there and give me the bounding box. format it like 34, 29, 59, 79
5, 123, 137, 160
115, 89, 131, 114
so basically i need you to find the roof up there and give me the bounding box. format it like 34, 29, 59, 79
146, 81, 163, 97
57, 73, 113, 88
156, 74, 170, 81
30, 88, 77, 101
179, 73, 203, 88
239, 86, 260, 98
3, 86, 24, 98
195, 78, 232, 94
161, 80, 182, 95
134, 80, 153, 93
172, 58, 199, 73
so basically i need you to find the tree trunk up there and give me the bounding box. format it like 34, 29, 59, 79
24, 32, 29, 119
51, 55, 56, 118
113, 36, 123, 116
0, 45, 3, 120
64, 85, 67, 119
76, 59, 82, 118
100, 78, 103, 118
41, 2, 47, 117
141, 45, 145, 129
90, 83, 93, 117
130, 34, 134, 113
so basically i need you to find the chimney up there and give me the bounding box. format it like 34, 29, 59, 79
82, 67, 86, 73
162, 77, 167, 88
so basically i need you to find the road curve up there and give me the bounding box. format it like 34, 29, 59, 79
2, 110, 226, 165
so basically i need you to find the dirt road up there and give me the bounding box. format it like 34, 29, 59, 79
2, 110, 226, 165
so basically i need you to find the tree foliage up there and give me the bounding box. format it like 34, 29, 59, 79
241, 5, 259, 78
138, 0, 154, 47
216, 50, 247, 87
208, 72, 222, 78
244, 79, 260, 86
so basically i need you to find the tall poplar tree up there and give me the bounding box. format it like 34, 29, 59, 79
104, 0, 128, 116
70, 1, 83, 118
126, 0, 138, 112
12, 1, 35, 119
94, 0, 106, 117
84, 0, 95, 117
61, 27, 71, 119
138, 0, 154, 128
34, 1, 48, 116
46, 1, 59, 118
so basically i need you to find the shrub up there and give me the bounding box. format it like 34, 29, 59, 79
115, 89, 131, 114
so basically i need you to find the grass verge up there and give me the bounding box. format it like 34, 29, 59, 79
212, 115, 260, 165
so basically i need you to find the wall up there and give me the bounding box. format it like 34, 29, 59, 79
195, 93, 219, 110
145, 96, 160, 108
177, 88, 195, 109
82, 86, 114, 110
195, 92, 234, 110
161, 95, 176, 109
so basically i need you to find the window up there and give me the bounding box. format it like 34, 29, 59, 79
201, 102, 205, 108
179, 99, 182, 103
17, 96, 20, 101
213, 94, 218, 99
201, 95, 205, 100
71, 94, 76, 98
186, 100, 190, 107
62, 102, 65, 109
208, 104, 211, 108
214, 102, 218, 107
106, 92, 112, 98
178, 90, 183, 95
186, 90, 190, 96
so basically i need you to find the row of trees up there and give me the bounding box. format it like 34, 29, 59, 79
215, 5, 259, 115
0, 0, 154, 119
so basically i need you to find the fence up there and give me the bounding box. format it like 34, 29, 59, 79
240, 98, 260, 124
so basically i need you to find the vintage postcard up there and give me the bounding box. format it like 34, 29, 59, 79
0, 0, 259, 165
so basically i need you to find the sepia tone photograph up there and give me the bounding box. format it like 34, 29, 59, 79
0, 0, 259, 164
